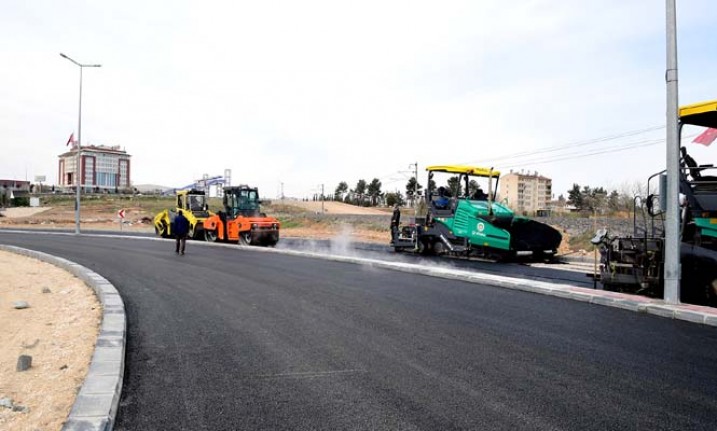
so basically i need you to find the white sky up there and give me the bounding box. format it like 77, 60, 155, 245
2, 1, 716, 199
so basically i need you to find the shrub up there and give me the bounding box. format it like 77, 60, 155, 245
12, 197, 30, 207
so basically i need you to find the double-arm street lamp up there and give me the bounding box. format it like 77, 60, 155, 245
60, 53, 101, 235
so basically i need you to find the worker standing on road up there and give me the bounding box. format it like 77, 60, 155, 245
390, 204, 401, 241
174, 210, 190, 255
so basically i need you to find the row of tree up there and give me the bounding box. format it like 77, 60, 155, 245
332, 176, 483, 208
333, 178, 384, 206
332, 177, 428, 207
328, 177, 646, 214
565, 183, 645, 213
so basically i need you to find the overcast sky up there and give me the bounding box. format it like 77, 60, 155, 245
2, 1, 716, 199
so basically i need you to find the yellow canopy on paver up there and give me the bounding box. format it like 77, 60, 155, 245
680, 99, 717, 128
425, 165, 500, 178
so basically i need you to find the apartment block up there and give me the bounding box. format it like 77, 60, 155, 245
498, 170, 553, 215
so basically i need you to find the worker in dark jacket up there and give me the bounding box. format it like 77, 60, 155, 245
173, 210, 190, 255
390, 204, 401, 241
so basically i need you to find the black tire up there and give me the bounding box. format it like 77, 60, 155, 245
239, 232, 253, 246
432, 241, 446, 255
708, 277, 717, 307
205, 229, 218, 242
702, 273, 717, 307
191, 224, 206, 240
418, 239, 432, 256
159, 221, 169, 238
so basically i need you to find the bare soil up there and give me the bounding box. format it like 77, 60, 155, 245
281, 200, 389, 215
0, 206, 154, 235
282, 225, 388, 244
0, 250, 100, 431
0, 203, 391, 243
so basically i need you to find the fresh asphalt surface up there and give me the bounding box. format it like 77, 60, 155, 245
277, 238, 595, 288
2, 232, 717, 430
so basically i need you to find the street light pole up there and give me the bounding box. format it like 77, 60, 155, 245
663, 1, 680, 303
409, 162, 418, 220
60, 53, 101, 235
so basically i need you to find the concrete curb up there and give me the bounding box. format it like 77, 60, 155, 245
0, 245, 125, 431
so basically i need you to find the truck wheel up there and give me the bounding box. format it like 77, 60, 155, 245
239, 232, 253, 246
418, 240, 432, 256
205, 229, 218, 242
159, 221, 169, 238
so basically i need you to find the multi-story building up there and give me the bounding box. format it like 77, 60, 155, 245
58, 145, 131, 192
0, 179, 31, 206
498, 170, 553, 216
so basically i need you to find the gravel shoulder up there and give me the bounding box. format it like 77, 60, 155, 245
0, 250, 100, 431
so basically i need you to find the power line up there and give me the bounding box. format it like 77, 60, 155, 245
498, 139, 662, 169
379, 129, 670, 190
493, 133, 698, 169
499, 136, 663, 166
461, 124, 666, 166
340, 125, 684, 196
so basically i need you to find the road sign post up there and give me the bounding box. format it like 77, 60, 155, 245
117, 209, 125, 231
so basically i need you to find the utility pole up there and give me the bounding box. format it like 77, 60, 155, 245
664, 0, 680, 303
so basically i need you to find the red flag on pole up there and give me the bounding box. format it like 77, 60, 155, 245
66, 133, 75, 146
692, 128, 717, 146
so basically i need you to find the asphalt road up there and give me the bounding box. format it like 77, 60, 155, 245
278, 238, 595, 288
2, 232, 716, 430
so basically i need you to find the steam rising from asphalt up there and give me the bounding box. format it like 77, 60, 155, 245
284, 223, 467, 274
328, 224, 354, 256
289, 224, 362, 258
